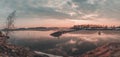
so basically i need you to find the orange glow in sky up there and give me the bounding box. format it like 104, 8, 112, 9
14, 17, 120, 28
15, 18, 75, 28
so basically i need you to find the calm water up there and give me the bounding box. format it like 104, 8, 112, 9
8, 30, 120, 56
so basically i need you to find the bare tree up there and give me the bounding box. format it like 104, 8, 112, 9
5, 10, 16, 37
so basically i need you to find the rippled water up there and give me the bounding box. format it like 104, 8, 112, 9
8, 30, 120, 56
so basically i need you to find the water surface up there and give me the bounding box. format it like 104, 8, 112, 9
8, 30, 120, 56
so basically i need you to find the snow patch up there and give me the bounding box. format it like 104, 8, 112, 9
34, 51, 63, 57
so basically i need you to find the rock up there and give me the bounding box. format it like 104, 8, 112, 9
80, 42, 120, 57
0, 37, 49, 57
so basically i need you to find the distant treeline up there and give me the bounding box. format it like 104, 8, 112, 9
2, 27, 59, 31
70, 24, 120, 30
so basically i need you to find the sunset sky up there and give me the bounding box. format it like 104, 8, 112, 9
0, 0, 120, 28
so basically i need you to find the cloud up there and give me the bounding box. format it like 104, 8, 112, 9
0, 0, 84, 19
0, 0, 74, 19
81, 14, 99, 19
44, 0, 82, 17
86, 0, 107, 4
87, 0, 97, 4
0, 0, 120, 21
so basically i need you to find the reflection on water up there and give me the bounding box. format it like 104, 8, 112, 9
8, 30, 120, 56
64, 31, 120, 42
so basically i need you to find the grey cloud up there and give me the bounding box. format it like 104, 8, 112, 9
72, 0, 120, 20
97, 0, 120, 19
73, 0, 88, 3
16, 6, 72, 19
0, 0, 120, 21
0, 0, 74, 19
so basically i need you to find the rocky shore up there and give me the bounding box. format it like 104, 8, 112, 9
0, 37, 49, 57
80, 42, 120, 57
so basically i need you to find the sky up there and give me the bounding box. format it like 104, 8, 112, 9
0, 0, 120, 28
